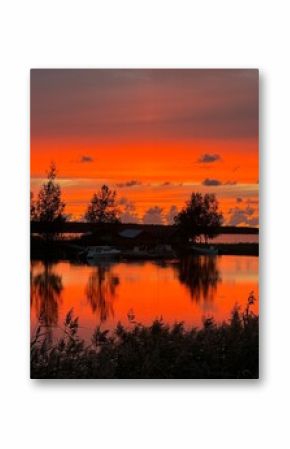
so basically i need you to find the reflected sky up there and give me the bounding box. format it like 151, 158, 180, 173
31, 255, 258, 342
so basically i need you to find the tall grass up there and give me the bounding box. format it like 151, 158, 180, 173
31, 294, 258, 379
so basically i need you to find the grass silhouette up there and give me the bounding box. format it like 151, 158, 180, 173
31, 294, 258, 379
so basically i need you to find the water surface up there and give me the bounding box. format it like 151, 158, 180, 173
31, 255, 258, 342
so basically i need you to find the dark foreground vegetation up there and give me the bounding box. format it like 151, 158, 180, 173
31, 297, 258, 379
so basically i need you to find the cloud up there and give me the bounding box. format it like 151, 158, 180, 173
236, 197, 243, 203
80, 155, 93, 163
161, 181, 172, 186
247, 217, 259, 226
202, 178, 222, 186
245, 206, 255, 216
143, 206, 165, 225
31, 69, 258, 142
166, 205, 179, 225
224, 180, 237, 185
116, 180, 142, 188
227, 206, 258, 226
202, 178, 238, 186
198, 153, 221, 163
119, 197, 140, 223
120, 211, 140, 224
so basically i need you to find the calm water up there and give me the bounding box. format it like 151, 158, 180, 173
30, 255, 259, 342
210, 234, 258, 243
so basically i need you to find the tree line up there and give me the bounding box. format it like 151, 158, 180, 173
31, 163, 223, 242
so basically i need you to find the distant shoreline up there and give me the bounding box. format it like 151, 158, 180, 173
31, 221, 259, 235
31, 238, 258, 261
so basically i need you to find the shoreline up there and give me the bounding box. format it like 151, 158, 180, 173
31, 239, 259, 261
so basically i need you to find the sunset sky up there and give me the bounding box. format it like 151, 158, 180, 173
30, 69, 259, 226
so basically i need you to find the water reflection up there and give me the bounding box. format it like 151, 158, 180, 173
31, 262, 63, 333
30, 256, 258, 342
174, 256, 221, 303
85, 264, 120, 323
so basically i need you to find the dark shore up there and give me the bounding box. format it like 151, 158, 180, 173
31, 236, 258, 261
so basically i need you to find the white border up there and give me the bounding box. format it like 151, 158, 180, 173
1, 1, 289, 448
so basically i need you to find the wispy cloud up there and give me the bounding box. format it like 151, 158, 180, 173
116, 180, 142, 188
202, 178, 237, 187
143, 206, 164, 225
80, 155, 94, 163
202, 178, 222, 186
166, 205, 179, 224
224, 180, 237, 185
119, 197, 140, 223
198, 153, 221, 163
227, 205, 258, 226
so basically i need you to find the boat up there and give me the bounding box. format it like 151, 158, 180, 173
85, 246, 121, 261
123, 244, 176, 260
191, 245, 218, 255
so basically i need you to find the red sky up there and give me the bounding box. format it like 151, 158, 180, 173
30, 69, 259, 225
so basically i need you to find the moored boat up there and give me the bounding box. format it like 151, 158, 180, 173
85, 246, 121, 261
191, 245, 218, 255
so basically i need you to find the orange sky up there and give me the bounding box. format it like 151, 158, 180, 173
31, 69, 259, 225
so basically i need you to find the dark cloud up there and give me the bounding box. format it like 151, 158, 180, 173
143, 206, 164, 225
228, 206, 258, 226
202, 178, 222, 186
245, 206, 255, 216
247, 217, 259, 226
198, 153, 221, 163
119, 197, 140, 223
202, 178, 238, 186
236, 197, 243, 203
224, 180, 237, 185
116, 180, 142, 188
247, 199, 259, 205
162, 181, 172, 186
31, 69, 258, 143
166, 205, 179, 225
80, 155, 93, 163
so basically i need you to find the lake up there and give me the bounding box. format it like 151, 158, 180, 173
30, 255, 259, 342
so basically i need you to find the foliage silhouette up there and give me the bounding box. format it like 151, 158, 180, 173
85, 185, 120, 223
174, 192, 223, 242
174, 255, 221, 303
31, 294, 258, 379
30, 192, 37, 221
86, 265, 120, 323
34, 162, 66, 223
31, 262, 63, 340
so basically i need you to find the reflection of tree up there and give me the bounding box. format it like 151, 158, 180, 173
86, 265, 119, 323
31, 262, 63, 329
174, 256, 220, 303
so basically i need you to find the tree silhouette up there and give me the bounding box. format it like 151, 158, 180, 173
85, 265, 119, 323
84, 185, 120, 223
174, 255, 221, 303
31, 262, 63, 341
30, 191, 37, 221
35, 162, 66, 222
174, 192, 223, 243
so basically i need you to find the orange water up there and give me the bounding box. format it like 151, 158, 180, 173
30, 255, 258, 342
